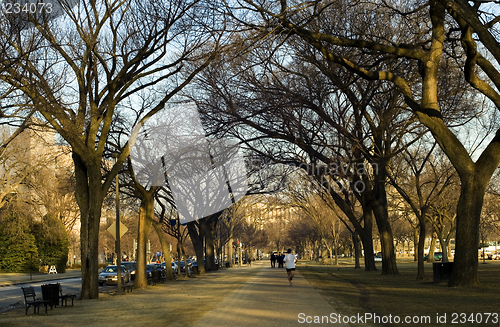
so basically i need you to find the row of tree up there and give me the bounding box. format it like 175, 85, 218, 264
187, 0, 500, 287
0, 0, 499, 299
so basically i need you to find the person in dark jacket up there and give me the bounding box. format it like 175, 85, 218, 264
270, 252, 276, 268
277, 252, 284, 268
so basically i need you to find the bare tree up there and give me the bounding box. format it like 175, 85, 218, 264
0, 0, 223, 298
231, 0, 500, 287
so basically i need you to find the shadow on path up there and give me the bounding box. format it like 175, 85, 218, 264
192, 261, 351, 327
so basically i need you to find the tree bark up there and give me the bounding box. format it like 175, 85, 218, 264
449, 176, 488, 286
135, 195, 154, 289
74, 153, 105, 300
417, 219, 426, 280
428, 232, 437, 264
152, 220, 175, 281
370, 159, 399, 275
353, 232, 361, 269
205, 218, 218, 271
413, 227, 419, 262
187, 221, 207, 274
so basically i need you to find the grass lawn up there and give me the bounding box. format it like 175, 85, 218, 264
299, 257, 500, 327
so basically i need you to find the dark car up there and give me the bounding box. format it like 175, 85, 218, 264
99, 265, 131, 285
424, 252, 443, 261
146, 263, 166, 278
174, 260, 192, 274
121, 261, 136, 280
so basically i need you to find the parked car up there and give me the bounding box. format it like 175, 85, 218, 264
374, 252, 382, 262
152, 263, 166, 278
146, 263, 157, 278
489, 252, 500, 260
171, 262, 178, 274
424, 252, 443, 261
121, 261, 136, 280
99, 265, 131, 285
174, 260, 192, 274
162, 261, 178, 274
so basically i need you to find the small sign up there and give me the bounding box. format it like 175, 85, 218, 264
107, 221, 128, 239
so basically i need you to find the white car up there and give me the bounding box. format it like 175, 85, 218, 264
98, 265, 131, 285
170, 262, 178, 274
489, 252, 500, 260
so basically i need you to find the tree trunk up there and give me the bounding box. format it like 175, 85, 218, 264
413, 227, 419, 262
416, 218, 426, 280
361, 210, 377, 271
353, 232, 361, 269
74, 153, 105, 300
152, 220, 175, 281
204, 215, 219, 271
437, 233, 449, 263
449, 177, 488, 286
228, 237, 234, 267
187, 221, 206, 274
428, 233, 437, 263
370, 163, 399, 275
205, 220, 217, 271
135, 196, 154, 289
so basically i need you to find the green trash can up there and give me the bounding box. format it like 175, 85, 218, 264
41, 283, 60, 308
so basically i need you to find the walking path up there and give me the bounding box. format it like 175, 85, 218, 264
192, 261, 350, 327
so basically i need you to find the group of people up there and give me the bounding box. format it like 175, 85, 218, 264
270, 252, 284, 268
271, 249, 297, 286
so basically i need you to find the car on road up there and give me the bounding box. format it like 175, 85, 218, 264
161, 261, 178, 274
374, 252, 382, 262
488, 252, 500, 260
99, 265, 131, 285
174, 260, 192, 274
424, 252, 443, 261
121, 261, 136, 280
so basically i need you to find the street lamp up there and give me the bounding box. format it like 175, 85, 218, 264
112, 153, 122, 291
27, 250, 35, 280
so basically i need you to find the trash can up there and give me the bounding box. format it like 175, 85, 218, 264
152, 270, 161, 284
433, 262, 454, 283
41, 283, 60, 308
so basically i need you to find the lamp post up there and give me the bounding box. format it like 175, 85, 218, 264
27, 251, 35, 280
112, 153, 122, 291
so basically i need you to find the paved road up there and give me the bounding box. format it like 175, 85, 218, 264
192, 261, 351, 327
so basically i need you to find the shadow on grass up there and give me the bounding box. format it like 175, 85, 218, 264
300, 258, 500, 327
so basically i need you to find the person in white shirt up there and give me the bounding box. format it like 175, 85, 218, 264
283, 248, 297, 286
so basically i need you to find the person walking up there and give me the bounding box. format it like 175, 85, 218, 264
283, 248, 297, 286
277, 252, 284, 268
270, 252, 276, 268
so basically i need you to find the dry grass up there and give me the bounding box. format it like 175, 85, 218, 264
0, 267, 256, 327
300, 258, 500, 327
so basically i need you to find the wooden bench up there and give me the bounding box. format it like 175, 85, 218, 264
122, 282, 134, 293
22, 287, 50, 315
58, 284, 77, 306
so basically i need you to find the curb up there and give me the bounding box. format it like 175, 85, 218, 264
0, 274, 82, 288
